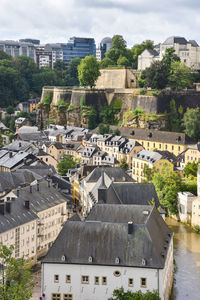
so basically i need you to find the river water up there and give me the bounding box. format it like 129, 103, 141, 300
166, 218, 200, 300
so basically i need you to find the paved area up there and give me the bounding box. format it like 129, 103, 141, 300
31, 270, 41, 300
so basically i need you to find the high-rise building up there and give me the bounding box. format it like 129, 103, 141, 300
0, 40, 36, 61
96, 37, 112, 61
19, 38, 40, 45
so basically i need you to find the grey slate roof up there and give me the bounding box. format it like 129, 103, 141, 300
85, 167, 133, 183
147, 49, 159, 57
43, 205, 172, 269
93, 126, 195, 145
135, 149, 177, 164
163, 36, 187, 45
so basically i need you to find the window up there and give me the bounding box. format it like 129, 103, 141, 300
63, 295, 73, 300
159, 144, 161, 149
51, 294, 61, 300
81, 275, 89, 284
165, 144, 167, 150
94, 276, 99, 285
172, 146, 174, 150
113, 270, 121, 277
102, 276, 107, 285
54, 274, 59, 283
140, 277, 147, 288
128, 278, 134, 287
26, 225, 30, 232
66, 275, 71, 283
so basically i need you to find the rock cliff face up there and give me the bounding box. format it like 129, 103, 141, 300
37, 86, 200, 129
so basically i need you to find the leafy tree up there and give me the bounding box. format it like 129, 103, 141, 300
6, 105, 14, 115
133, 107, 144, 127
98, 124, 111, 135
117, 56, 130, 67
78, 55, 100, 88
53, 59, 66, 72
57, 155, 77, 176
100, 105, 116, 124
0, 133, 3, 147
106, 35, 129, 65
183, 108, 200, 140
88, 107, 97, 130
120, 158, 129, 170
13, 56, 38, 88
113, 129, 121, 136
32, 68, 56, 94
169, 61, 192, 90
167, 99, 183, 132
144, 61, 168, 89
143, 164, 156, 182
0, 50, 12, 60
100, 57, 115, 68
184, 161, 199, 177
162, 48, 180, 69
152, 166, 182, 215
108, 287, 160, 300
0, 243, 34, 300
67, 57, 81, 85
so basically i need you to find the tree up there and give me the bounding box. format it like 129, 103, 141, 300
0, 243, 34, 300
144, 61, 168, 89
152, 166, 182, 215
98, 124, 111, 135
0, 50, 12, 60
78, 55, 100, 88
162, 47, 180, 68
57, 155, 77, 176
143, 164, 156, 182
183, 108, 200, 140
184, 161, 199, 177
120, 158, 129, 171
67, 57, 81, 85
0, 133, 3, 148
99, 105, 116, 125
169, 61, 192, 90
100, 57, 115, 68
106, 35, 129, 65
88, 107, 97, 130
133, 107, 144, 127
6, 105, 14, 115
117, 56, 130, 67
108, 287, 160, 300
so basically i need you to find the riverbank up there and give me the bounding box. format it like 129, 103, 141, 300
166, 217, 200, 300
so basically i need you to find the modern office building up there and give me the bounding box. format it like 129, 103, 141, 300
96, 37, 112, 61
0, 40, 36, 61
19, 38, 40, 45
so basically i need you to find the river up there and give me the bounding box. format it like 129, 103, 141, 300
166, 217, 200, 300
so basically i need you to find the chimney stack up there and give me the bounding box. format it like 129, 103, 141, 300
24, 200, 30, 209
128, 221, 133, 234
30, 185, 32, 193
16, 189, 19, 197
37, 183, 39, 191
9, 152, 12, 158
19, 142, 22, 148
0, 203, 5, 215
5, 202, 11, 213
48, 180, 50, 188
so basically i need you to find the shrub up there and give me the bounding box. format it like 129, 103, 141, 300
140, 89, 147, 95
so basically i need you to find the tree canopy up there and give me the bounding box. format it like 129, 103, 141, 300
183, 108, 200, 140
57, 155, 77, 176
0, 243, 34, 300
108, 287, 160, 300
78, 55, 100, 88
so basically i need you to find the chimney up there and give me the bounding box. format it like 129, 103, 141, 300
16, 189, 19, 197
19, 142, 22, 148
97, 171, 107, 203
30, 185, 32, 193
37, 183, 39, 191
6, 201, 11, 213
0, 203, 5, 215
47, 179, 51, 188
128, 221, 133, 234
9, 152, 12, 158
24, 200, 30, 209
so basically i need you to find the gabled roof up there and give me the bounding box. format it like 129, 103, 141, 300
163, 36, 187, 45
43, 205, 172, 269
85, 166, 133, 183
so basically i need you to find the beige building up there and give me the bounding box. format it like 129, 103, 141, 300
0, 180, 68, 263
184, 145, 200, 165
132, 150, 176, 182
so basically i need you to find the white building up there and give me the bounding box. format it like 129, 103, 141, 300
42, 204, 173, 300
178, 191, 197, 224
138, 36, 200, 70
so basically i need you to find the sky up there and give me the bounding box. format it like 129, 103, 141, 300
0, 0, 200, 47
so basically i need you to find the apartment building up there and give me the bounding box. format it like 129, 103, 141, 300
0, 180, 68, 262
42, 205, 173, 300
184, 144, 200, 165
132, 150, 176, 182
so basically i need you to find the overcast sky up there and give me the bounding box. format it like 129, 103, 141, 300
1, 0, 200, 47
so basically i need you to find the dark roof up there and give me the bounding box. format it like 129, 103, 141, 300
51, 142, 64, 149
188, 40, 199, 47
43, 205, 172, 269
86, 167, 133, 183
147, 49, 159, 56
93, 126, 195, 145
19, 161, 56, 177
163, 36, 187, 45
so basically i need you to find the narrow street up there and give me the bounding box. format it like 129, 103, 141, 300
31, 270, 41, 300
